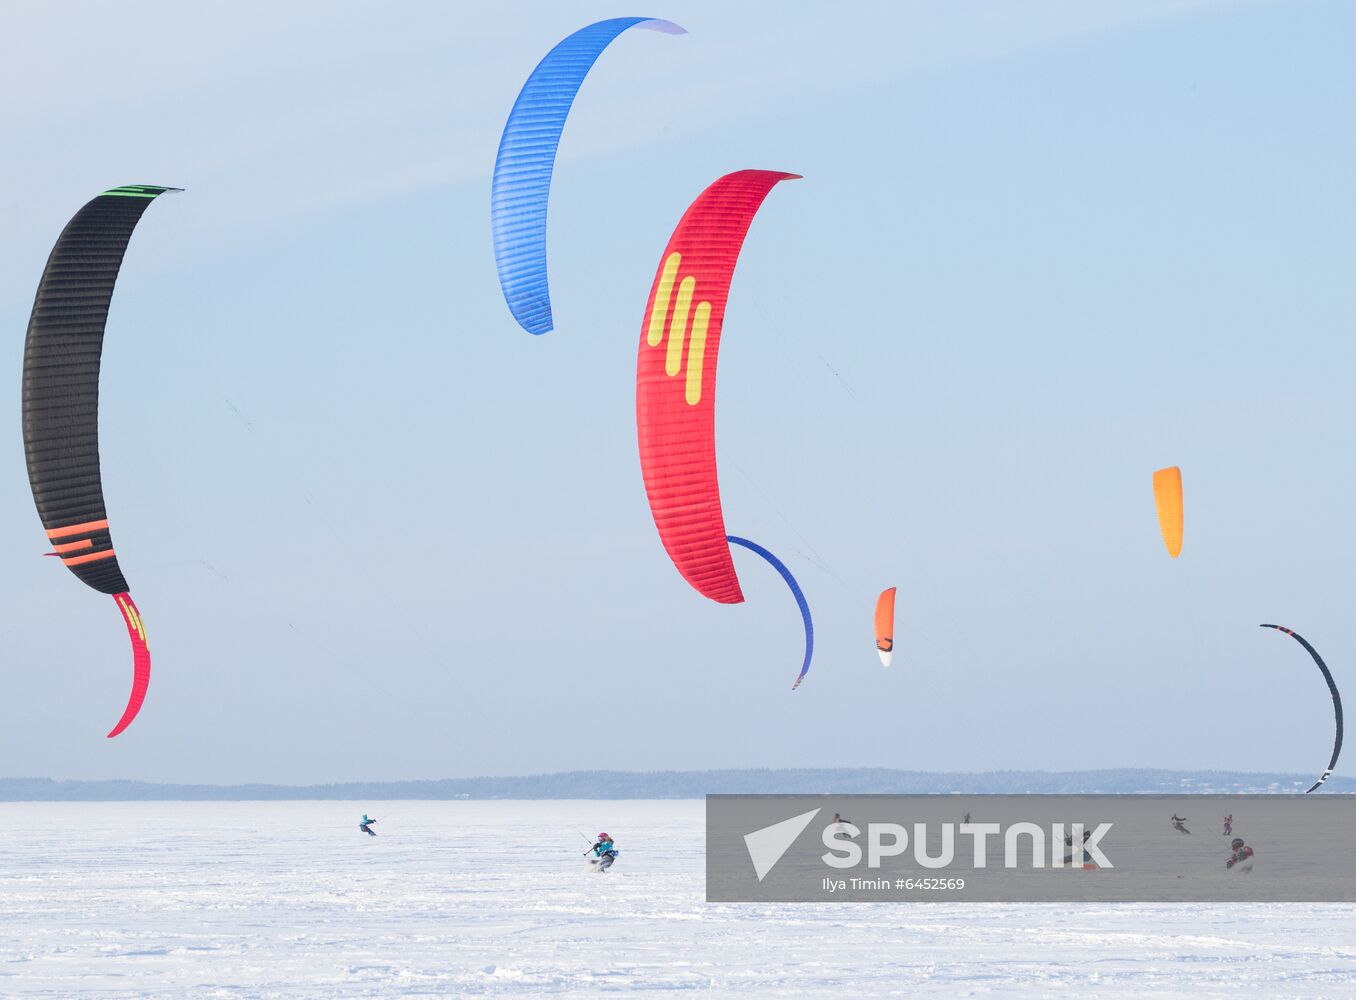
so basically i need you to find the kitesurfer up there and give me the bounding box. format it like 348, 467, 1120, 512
590, 832, 617, 872
1222, 814, 1233, 837
1171, 814, 1190, 835
829, 814, 860, 839
1227, 837, 1254, 871
1063, 829, 1092, 865
359, 814, 377, 836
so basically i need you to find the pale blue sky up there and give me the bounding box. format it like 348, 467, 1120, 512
1, 0, 1351, 783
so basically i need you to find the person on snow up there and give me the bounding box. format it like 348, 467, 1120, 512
1227, 837, 1254, 871
963, 812, 971, 825
591, 832, 617, 872
828, 814, 861, 840
1170, 814, 1190, 834
359, 814, 377, 837
1063, 829, 1092, 865
1222, 814, 1233, 837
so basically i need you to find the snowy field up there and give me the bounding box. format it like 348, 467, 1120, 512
1, 801, 1353, 998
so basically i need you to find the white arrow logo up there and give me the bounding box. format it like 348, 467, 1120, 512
744, 808, 822, 881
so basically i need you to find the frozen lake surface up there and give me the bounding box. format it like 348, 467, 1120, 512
1, 801, 1353, 997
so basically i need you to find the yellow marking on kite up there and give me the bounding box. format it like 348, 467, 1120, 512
666, 276, 696, 376
117, 596, 147, 641
685, 301, 711, 405
647, 258, 711, 404
647, 253, 682, 347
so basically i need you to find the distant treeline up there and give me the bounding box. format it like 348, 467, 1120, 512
1, 768, 1350, 801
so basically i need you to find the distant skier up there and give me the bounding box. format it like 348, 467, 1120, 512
1063, 829, 1093, 865
1171, 814, 1190, 835
827, 813, 860, 840
963, 812, 971, 825
359, 814, 377, 837
1227, 837, 1254, 872
589, 832, 617, 872
1222, 814, 1233, 837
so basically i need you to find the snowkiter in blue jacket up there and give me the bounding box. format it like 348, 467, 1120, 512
591, 832, 617, 871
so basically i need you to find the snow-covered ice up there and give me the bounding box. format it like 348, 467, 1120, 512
1, 800, 1353, 997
